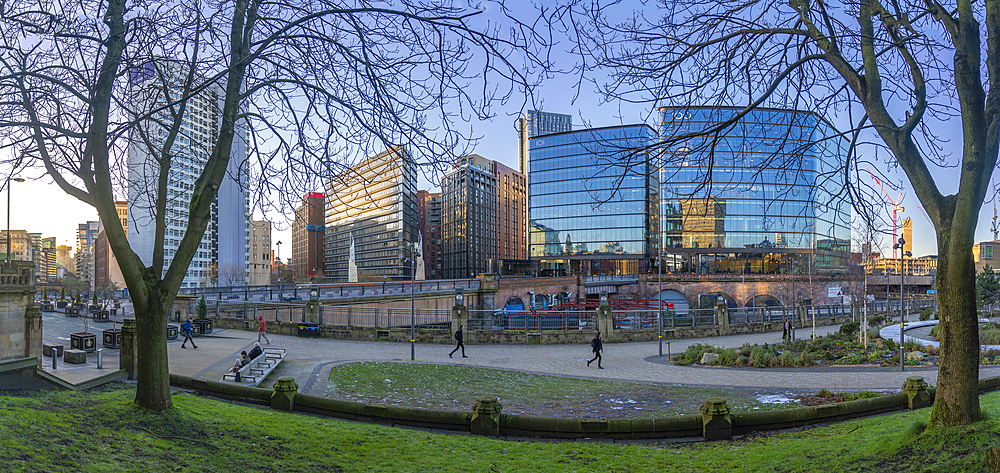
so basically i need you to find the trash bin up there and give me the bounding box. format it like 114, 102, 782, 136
296, 323, 320, 338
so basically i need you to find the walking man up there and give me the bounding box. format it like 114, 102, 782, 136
181, 317, 198, 349
257, 314, 270, 345
449, 324, 467, 358
587, 331, 603, 369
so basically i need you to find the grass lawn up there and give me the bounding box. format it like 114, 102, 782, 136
1, 383, 998, 472
324, 362, 809, 417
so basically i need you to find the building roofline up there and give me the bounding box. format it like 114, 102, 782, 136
532, 123, 655, 140
656, 105, 842, 137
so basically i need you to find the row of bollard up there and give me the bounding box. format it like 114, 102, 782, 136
50, 348, 103, 369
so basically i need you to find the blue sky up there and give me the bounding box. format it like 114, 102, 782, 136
3, 0, 986, 261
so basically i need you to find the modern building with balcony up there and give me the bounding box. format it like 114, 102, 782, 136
657, 107, 852, 275
323, 146, 417, 282
528, 124, 658, 276
416, 190, 442, 279
292, 192, 325, 282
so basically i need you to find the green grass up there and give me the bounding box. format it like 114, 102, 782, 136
1, 383, 999, 471
325, 362, 800, 417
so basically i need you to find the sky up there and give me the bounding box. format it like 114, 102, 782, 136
1, 1, 989, 262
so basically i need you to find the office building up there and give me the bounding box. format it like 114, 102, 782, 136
416, 190, 443, 279
127, 60, 249, 288
0, 230, 32, 262
442, 155, 527, 279
76, 221, 100, 289
57, 244, 73, 277
41, 237, 57, 282
518, 110, 573, 176
248, 220, 272, 286
292, 192, 325, 282
528, 125, 657, 276
324, 146, 417, 282
658, 107, 852, 274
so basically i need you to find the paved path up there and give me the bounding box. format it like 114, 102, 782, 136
38, 309, 1000, 395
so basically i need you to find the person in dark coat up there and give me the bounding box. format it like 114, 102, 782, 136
587, 331, 603, 369
181, 317, 198, 349
248, 342, 263, 360
449, 324, 467, 358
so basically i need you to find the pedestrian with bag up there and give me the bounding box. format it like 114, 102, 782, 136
449, 324, 467, 358
587, 331, 603, 369
181, 317, 198, 349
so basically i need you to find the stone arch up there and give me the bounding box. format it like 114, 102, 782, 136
652, 288, 691, 315
503, 296, 525, 311
719, 292, 738, 309
745, 294, 781, 307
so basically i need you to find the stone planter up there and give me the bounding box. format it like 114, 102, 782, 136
56, 300, 68, 309
192, 319, 213, 335
89, 304, 102, 313
40, 302, 54, 312
67, 307, 81, 317
93, 310, 110, 323
166, 324, 179, 340
102, 329, 121, 349
70, 332, 97, 353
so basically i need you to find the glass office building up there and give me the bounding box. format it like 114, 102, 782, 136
323, 146, 417, 282
658, 107, 851, 275
529, 125, 657, 276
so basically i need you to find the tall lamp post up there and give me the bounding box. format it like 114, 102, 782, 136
893, 237, 912, 371
656, 255, 663, 356
406, 242, 421, 361
5, 176, 25, 265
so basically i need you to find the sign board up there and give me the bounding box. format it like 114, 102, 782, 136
927, 290, 937, 295
667, 302, 674, 309
827, 286, 844, 298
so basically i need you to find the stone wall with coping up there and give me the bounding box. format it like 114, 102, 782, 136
0, 261, 39, 364
211, 312, 855, 344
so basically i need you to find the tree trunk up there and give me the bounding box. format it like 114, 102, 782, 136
132, 290, 173, 410
928, 233, 980, 426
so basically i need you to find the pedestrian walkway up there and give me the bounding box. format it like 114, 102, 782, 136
38, 309, 999, 397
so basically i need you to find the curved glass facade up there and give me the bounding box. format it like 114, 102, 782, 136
658, 107, 851, 274
529, 125, 657, 276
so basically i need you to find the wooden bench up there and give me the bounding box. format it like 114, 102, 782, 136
221, 348, 286, 387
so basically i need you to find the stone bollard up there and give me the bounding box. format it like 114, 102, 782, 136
701, 397, 733, 440
903, 376, 932, 409
271, 377, 299, 411
120, 318, 137, 380
988, 446, 1000, 472
470, 396, 503, 436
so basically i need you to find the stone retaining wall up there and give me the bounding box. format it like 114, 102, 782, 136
210, 312, 854, 345
171, 372, 997, 441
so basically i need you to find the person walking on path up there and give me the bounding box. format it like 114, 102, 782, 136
181, 317, 198, 349
257, 315, 270, 345
449, 324, 467, 358
587, 331, 603, 369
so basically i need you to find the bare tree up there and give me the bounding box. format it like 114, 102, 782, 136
0, 0, 545, 410
217, 263, 245, 287
553, 0, 997, 426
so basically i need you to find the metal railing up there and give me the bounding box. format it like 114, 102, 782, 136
181, 279, 480, 303
206, 300, 450, 330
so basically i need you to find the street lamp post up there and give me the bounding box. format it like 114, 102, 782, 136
893, 237, 912, 371
5, 176, 25, 264
408, 242, 421, 361
657, 254, 663, 356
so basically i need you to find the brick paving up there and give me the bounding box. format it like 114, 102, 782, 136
37, 307, 1000, 396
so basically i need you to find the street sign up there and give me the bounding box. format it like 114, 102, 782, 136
827, 286, 843, 297
927, 290, 936, 294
